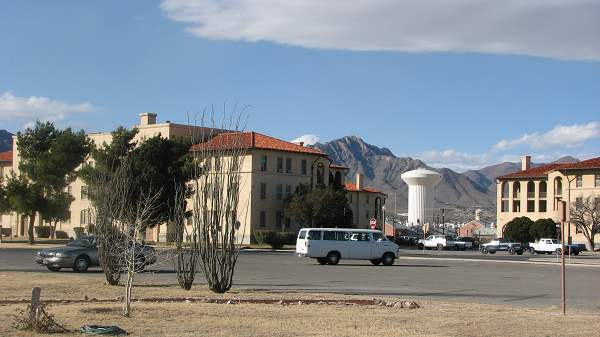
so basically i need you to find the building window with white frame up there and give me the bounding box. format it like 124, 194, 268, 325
596, 174, 600, 187
276, 184, 282, 200
576, 175, 582, 187
285, 185, 291, 199
80, 209, 90, 224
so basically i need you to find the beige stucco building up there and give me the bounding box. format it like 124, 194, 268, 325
1, 113, 387, 244
496, 156, 600, 250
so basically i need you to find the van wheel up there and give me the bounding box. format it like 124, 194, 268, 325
316, 258, 328, 265
437, 244, 444, 250
370, 259, 381, 266
326, 252, 340, 265
381, 253, 395, 266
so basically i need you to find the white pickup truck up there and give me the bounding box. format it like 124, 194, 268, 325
527, 238, 579, 255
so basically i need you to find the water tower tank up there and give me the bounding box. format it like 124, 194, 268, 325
401, 169, 442, 226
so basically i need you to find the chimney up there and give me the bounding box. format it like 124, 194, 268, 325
521, 156, 531, 171
356, 174, 364, 190
140, 113, 157, 126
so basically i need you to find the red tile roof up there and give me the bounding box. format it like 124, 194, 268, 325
0, 151, 12, 162
497, 156, 600, 179
191, 132, 328, 156
345, 181, 386, 195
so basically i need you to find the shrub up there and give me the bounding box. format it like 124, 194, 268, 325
73, 227, 85, 239
266, 233, 286, 249
54, 230, 69, 239
253, 230, 275, 245
503, 216, 534, 242
530, 218, 558, 241
34, 226, 51, 238
282, 231, 297, 245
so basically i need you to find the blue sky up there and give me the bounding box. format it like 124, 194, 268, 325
1, 0, 599, 172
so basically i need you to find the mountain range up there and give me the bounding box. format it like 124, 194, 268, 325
309, 136, 579, 220
0, 130, 12, 153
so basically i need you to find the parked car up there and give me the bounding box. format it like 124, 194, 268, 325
35, 235, 156, 272
418, 235, 455, 250
480, 238, 526, 255
453, 237, 474, 251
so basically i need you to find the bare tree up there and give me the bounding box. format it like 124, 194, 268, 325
189, 107, 249, 293
172, 181, 199, 290
570, 193, 599, 250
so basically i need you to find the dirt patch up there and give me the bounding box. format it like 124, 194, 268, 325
0, 271, 598, 336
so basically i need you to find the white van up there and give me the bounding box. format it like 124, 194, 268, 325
295, 228, 400, 266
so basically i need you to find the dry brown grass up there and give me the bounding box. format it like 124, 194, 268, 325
1, 271, 598, 336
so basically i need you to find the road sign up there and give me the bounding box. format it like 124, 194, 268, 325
370, 219, 377, 229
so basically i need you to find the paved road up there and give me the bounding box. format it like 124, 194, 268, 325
1, 245, 598, 311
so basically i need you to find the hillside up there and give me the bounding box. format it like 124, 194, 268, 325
0, 130, 13, 153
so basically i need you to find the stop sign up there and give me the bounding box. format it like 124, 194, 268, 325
370, 218, 377, 229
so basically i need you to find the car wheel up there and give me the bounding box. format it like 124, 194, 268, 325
529, 248, 536, 254
508, 247, 516, 255
47, 266, 61, 272
556, 248, 562, 255
417, 243, 424, 250
317, 258, 328, 265
370, 259, 382, 266
72, 256, 90, 272
437, 244, 444, 250
381, 253, 395, 266
327, 252, 340, 265
481, 247, 488, 254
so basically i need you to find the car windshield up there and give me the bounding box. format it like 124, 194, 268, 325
67, 236, 96, 248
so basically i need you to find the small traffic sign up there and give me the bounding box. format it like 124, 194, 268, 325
370, 218, 377, 229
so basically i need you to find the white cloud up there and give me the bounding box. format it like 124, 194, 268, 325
161, 0, 600, 61
491, 122, 600, 153
410, 149, 499, 171
292, 134, 320, 145
0, 92, 100, 125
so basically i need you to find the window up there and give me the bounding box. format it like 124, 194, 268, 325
67, 186, 72, 195
323, 231, 348, 241
260, 183, 267, 199
276, 184, 282, 200
555, 177, 563, 195
366, 195, 370, 204
307, 231, 322, 240
501, 200, 509, 212
285, 185, 291, 199
276, 212, 282, 227
261, 156, 267, 171
527, 181, 535, 198
539, 181, 547, 198
277, 157, 283, 172
80, 209, 90, 224
539, 200, 547, 212
81, 186, 87, 200
286, 158, 292, 173
502, 182, 509, 199
512, 200, 520, 212
527, 200, 535, 212
348, 194, 353, 203
301, 159, 307, 175
513, 182, 520, 199
373, 233, 386, 242
576, 175, 582, 188
350, 232, 370, 242
260, 211, 266, 227
596, 175, 600, 187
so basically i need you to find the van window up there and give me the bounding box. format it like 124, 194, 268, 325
307, 231, 322, 240
298, 230, 307, 240
323, 231, 349, 241
373, 233, 386, 242
350, 233, 370, 242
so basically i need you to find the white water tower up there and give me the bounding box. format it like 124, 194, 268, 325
401, 169, 442, 226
